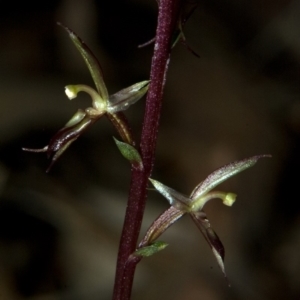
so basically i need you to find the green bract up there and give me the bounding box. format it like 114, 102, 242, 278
134, 241, 168, 258
113, 138, 143, 169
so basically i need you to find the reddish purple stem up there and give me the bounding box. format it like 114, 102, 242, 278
112, 0, 181, 299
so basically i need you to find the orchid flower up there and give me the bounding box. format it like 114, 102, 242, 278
138, 155, 271, 278
23, 23, 149, 172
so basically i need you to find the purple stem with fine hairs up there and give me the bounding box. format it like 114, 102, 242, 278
112, 0, 182, 299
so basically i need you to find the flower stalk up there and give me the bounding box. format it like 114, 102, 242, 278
112, 0, 183, 299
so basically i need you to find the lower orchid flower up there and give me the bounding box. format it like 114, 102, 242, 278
138, 155, 271, 279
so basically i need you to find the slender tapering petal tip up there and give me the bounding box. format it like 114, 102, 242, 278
57, 22, 70, 32
149, 178, 192, 209
57, 22, 75, 38
149, 178, 156, 185
141, 80, 150, 87
255, 154, 272, 159
45, 164, 53, 174
22, 146, 48, 153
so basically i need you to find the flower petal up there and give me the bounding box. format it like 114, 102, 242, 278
24, 112, 100, 172
149, 178, 191, 210
46, 139, 75, 173
45, 114, 96, 171
107, 81, 149, 113
190, 155, 271, 201
190, 212, 227, 279
22, 146, 48, 153
58, 23, 109, 101
64, 109, 86, 127
139, 206, 185, 247
106, 112, 135, 146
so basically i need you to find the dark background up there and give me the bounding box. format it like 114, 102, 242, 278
0, 0, 299, 299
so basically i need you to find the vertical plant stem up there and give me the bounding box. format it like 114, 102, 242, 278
112, 0, 181, 299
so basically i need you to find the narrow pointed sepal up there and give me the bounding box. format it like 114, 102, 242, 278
47, 115, 92, 155
113, 138, 143, 170
133, 241, 168, 258
22, 146, 48, 153
46, 115, 96, 172
106, 112, 135, 146
45, 139, 74, 173
58, 22, 109, 101
107, 81, 149, 113
190, 155, 272, 201
64, 109, 86, 127
149, 178, 192, 210
139, 206, 185, 247
23, 111, 98, 172
191, 212, 227, 279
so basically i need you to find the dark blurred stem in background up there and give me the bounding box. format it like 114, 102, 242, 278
112, 0, 181, 299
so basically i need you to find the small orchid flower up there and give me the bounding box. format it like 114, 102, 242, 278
23, 24, 149, 172
138, 155, 271, 278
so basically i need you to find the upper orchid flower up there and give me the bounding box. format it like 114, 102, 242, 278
23, 24, 149, 172
138, 155, 271, 279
